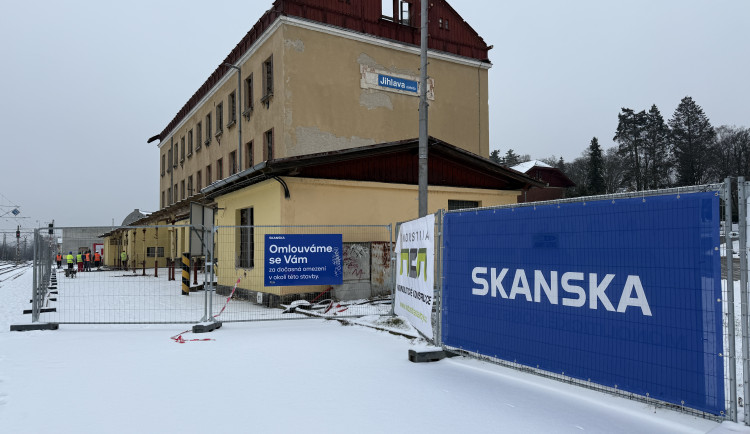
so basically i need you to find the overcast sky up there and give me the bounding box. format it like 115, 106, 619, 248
0, 0, 748, 230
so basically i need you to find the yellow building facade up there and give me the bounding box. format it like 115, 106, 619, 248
114, 1, 542, 301
154, 1, 491, 210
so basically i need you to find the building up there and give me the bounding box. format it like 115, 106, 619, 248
150, 0, 493, 210
106, 0, 546, 301
511, 160, 576, 202
61, 227, 113, 257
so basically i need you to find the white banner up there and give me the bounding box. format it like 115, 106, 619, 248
395, 214, 435, 339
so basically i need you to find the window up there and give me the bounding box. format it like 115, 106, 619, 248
187, 175, 193, 197
228, 91, 237, 127
187, 130, 193, 156
197, 170, 202, 191
261, 55, 273, 106
180, 180, 185, 200
238, 207, 254, 268
263, 129, 274, 161
196, 122, 202, 151
216, 103, 224, 135
381, 0, 394, 20
400, 1, 411, 25
229, 151, 237, 175
161, 154, 165, 176
217, 158, 223, 180
161, 191, 165, 208
168, 187, 172, 205
174, 184, 178, 201
444, 18, 449, 30
173, 142, 178, 167
245, 141, 253, 169
167, 148, 173, 172
180, 136, 185, 164
205, 114, 212, 145
206, 165, 212, 185
243, 73, 254, 118
147, 247, 165, 258
448, 200, 480, 211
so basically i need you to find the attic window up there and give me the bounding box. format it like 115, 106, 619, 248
400, 1, 411, 26
381, 0, 393, 21
445, 19, 449, 30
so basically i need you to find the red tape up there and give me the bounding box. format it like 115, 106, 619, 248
213, 278, 240, 319
170, 329, 215, 344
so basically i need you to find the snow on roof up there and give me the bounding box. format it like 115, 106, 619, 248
511, 160, 552, 173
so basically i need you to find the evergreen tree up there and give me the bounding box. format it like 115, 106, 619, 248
556, 157, 565, 171
489, 149, 502, 164
586, 137, 606, 194
642, 105, 672, 188
503, 149, 521, 167
613, 108, 647, 190
669, 96, 716, 186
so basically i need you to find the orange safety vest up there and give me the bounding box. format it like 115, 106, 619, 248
56, 254, 62, 261
85, 253, 91, 261
95, 253, 101, 261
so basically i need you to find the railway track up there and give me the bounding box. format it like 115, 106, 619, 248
0, 261, 31, 283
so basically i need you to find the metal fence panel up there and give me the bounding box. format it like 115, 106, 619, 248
211, 224, 393, 321
440, 188, 725, 416
37, 225, 207, 324
31, 224, 394, 325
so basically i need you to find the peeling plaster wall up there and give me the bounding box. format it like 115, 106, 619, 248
289, 127, 375, 155
281, 24, 489, 159
359, 90, 393, 111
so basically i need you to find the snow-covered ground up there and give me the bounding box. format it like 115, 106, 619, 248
1, 263, 747, 433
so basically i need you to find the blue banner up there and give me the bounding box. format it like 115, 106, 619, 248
378, 74, 418, 93
265, 234, 343, 286
441, 192, 724, 415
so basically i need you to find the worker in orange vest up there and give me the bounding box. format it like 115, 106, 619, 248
84, 251, 91, 272
94, 251, 101, 269
56, 253, 62, 269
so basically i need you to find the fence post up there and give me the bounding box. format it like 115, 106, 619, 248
739, 177, 750, 424
435, 210, 444, 347
391, 222, 399, 317
725, 178, 738, 422
208, 227, 216, 319
201, 227, 209, 322
31, 229, 39, 323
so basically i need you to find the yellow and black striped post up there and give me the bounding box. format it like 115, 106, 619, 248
181, 253, 190, 296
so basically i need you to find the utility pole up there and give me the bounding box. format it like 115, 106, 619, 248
418, 0, 429, 217
16, 225, 20, 263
